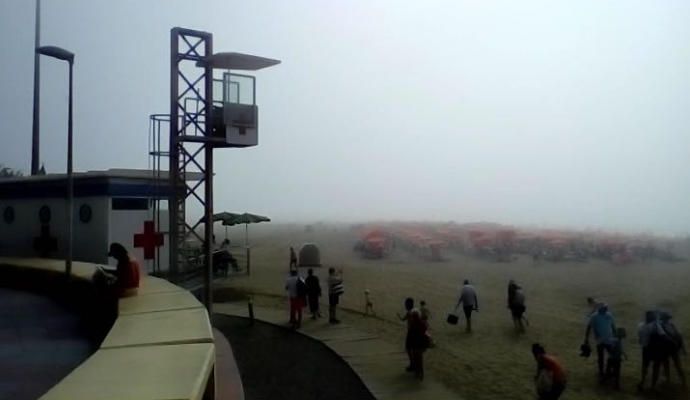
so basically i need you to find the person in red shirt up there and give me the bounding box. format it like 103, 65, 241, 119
107, 243, 140, 297
532, 343, 567, 400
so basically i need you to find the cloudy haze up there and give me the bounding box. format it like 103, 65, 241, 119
1, 1, 689, 234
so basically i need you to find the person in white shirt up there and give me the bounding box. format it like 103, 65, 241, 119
456, 279, 479, 333
328, 267, 344, 324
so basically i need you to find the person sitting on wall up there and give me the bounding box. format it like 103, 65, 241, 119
105, 242, 141, 297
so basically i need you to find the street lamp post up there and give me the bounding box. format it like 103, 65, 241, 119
31, 0, 41, 175
37, 45, 74, 277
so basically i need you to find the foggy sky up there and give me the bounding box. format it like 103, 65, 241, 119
1, 1, 689, 235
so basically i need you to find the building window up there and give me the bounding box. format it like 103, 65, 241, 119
3, 206, 14, 224
39, 205, 51, 224
79, 204, 92, 223
112, 198, 149, 210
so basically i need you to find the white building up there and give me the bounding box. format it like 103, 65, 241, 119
0, 169, 197, 272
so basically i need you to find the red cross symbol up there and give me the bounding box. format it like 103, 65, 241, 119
133, 220, 164, 260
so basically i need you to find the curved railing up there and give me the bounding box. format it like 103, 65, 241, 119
0, 257, 215, 400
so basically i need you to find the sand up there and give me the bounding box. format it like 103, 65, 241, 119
216, 223, 690, 400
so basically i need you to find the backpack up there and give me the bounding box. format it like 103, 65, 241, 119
513, 289, 525, 306
659, 321, 682, 351
297, 278, 308, 298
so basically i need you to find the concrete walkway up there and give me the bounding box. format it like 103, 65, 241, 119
214, 302, 458, 400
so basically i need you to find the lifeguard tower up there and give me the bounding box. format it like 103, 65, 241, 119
148, 28, 280, 309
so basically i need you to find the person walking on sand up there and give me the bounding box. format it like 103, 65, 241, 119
328, 267, 344, 324
455, 279, 479, 332
289, 246, 298, 271
659, 311, 688, 389
408, 309, 429, 380
584, 303, 616, 381
397, 298, 429, 380
397, 297, 416, 373
305, 268, 322, 319
419, 300, 434, 347
605, 327, 628, 389
637, 310, 662, 391
532, 343, 567, 399
508, 280, 527, 332
285, 270, 305, 329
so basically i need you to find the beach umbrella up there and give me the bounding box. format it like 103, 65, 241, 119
200, 212, 242, 241
197, 211, 240, 225
212, 212, 241, 223
222, 212, 271, 247
225, 212, 271, 226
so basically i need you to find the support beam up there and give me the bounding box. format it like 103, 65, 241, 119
169, 27, 214, 311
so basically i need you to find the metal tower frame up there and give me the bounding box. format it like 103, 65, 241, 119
147, 113, 170, 276
169, 27, 214, 309
147, 27, 279, 311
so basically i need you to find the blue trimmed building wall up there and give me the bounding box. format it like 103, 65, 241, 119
0, 171, 172, 270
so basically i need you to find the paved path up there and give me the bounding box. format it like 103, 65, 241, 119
214, 302, 458, 400
0, 288, 93, 400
